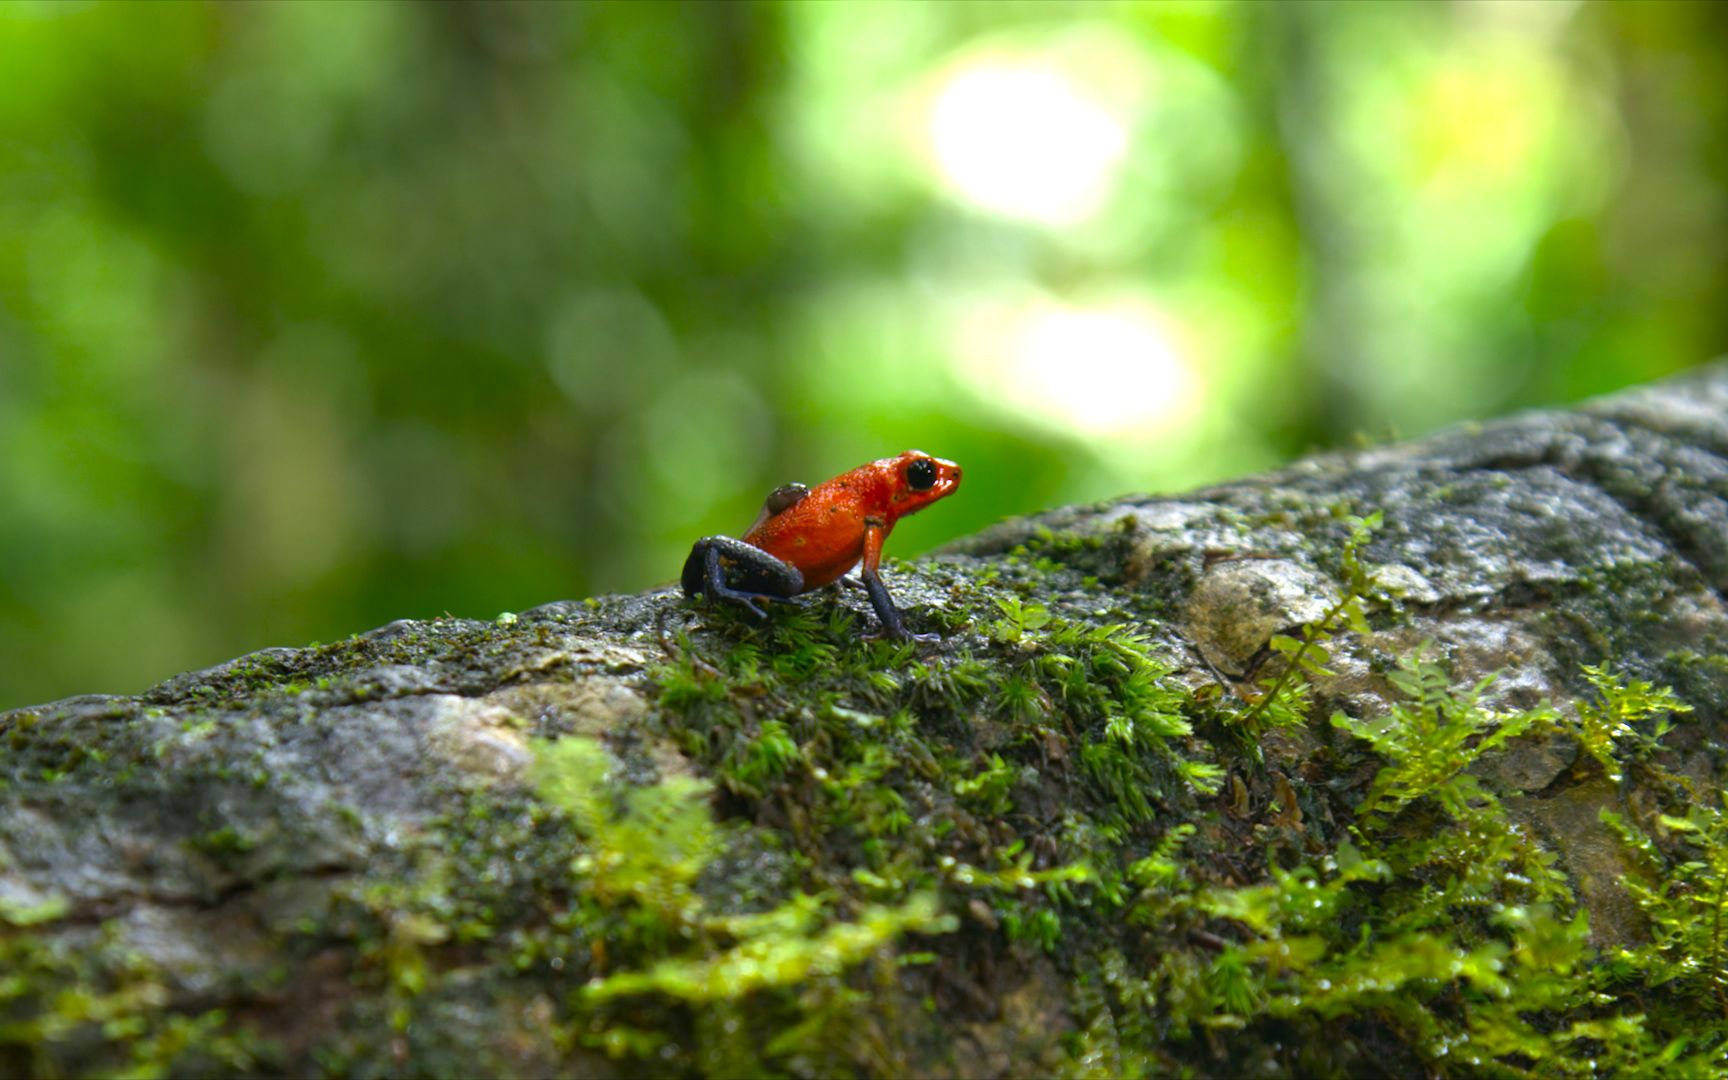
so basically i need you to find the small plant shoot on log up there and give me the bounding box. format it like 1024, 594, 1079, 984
1234, 512, 1386, 734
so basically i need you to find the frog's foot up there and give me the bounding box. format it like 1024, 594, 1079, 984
709, 587, 773, 620
710, 586, 816, 620
682, 536, 805, 621
859, 569, 940, 643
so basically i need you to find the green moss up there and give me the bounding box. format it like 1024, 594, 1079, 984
184, 824, 257, 864
1567, 662, 1692, 783
1132, 652, 1728, 1076
529, 733, 954, 1074
0, 903, 266, 1077
1599, 797, 1728, 1028
1330, 650, 1557, 825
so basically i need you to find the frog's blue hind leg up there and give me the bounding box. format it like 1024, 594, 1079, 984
681, 537, 806, 620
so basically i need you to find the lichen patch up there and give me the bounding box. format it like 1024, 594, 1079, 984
1185, 558, 1337, 675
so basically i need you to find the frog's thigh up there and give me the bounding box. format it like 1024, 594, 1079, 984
685, 536, 804, 600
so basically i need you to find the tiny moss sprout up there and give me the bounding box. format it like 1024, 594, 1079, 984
1236, 512, 1385, 734
1570, 661, 1692, 782
1600, 795, 1728, 1022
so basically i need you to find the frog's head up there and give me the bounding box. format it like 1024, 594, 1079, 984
886, 449, 962, 519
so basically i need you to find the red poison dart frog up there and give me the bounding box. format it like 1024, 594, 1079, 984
681, 450, 962, 641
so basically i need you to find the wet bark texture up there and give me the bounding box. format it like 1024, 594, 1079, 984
3, 362, 1725, 1076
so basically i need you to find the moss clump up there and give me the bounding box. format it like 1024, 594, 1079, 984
1170, 652, 1578, 1073
530, 735, 953, 1074
1567, 662, 1693, 783
0, 900, 264, 1078
1600, 798, 1728, 1030
1132, 651, 1722, 1077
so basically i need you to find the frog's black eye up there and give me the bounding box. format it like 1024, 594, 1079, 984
907, 458, 938, 491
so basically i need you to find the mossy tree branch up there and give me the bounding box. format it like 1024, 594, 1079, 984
4, 363, 1728, 1076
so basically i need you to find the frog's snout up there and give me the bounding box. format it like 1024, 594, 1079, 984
934, 459, 962, 498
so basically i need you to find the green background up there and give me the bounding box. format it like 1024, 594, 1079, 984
1, 0, 1724, 708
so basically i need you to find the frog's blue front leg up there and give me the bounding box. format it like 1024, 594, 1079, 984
681, 537, 806, 620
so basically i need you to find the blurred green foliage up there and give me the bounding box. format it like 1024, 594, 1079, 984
1, 0, 1724, 707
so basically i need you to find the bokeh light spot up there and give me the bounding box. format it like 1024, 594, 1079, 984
955, 298, 1201, 440
928, 62, 1127, 224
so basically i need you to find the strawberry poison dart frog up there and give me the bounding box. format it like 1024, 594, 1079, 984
681, 450, 963, 641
